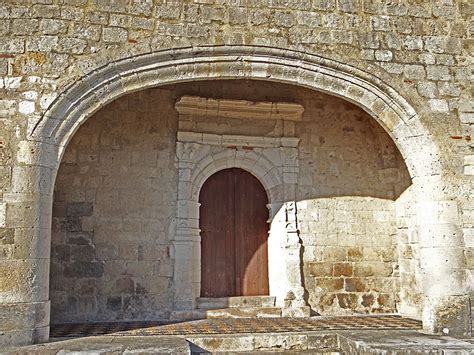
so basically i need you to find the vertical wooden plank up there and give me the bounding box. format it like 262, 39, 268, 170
200, 169, 236, 297
200, 168, 269, 297
226, 169, 236, 296
235, 169, 269, 296
233, 169, 241, 295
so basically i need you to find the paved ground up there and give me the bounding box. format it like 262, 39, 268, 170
4, 336, 191, 354
4, 316, 473, 354
338, 330, 474, 354
6, 330, 474, 354
50, 314, 421, 337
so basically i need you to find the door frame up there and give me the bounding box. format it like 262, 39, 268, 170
172, 96, 308, 315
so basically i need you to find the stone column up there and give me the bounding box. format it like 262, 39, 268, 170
172, 143, 201, 312
415, 178, 471, 336
279, 145, 310, 317
0, 141, 55, 345
172, 221, 201, 311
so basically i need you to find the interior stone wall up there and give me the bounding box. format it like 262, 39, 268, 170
50, 80, 411, 322
50, 89, 178, 323
166, 80, 412, 314
295, 90, 411, 315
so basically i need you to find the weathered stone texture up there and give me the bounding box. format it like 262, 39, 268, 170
50, 89, 178, 323
0, 0, 472, 345
50, 80, 411, 321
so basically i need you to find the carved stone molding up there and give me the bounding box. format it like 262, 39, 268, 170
175, 96, 304, 122
171, 96, 308, 316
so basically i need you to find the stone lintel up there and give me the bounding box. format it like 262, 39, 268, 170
175, 96, 304, 121
177, 131, 300, 148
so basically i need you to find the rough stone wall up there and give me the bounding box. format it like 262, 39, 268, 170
176, 80, 412, 315
299, 198, 399, 314
0, 0, 472, 343
50, 79, 411, 321
295, 93, 411, 315
51, 89, 178, 323
0, 1, 470, 176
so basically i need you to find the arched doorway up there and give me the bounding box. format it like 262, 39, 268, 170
199, 168, 269, 297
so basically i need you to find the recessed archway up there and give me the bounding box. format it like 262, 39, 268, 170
17, 45, 468, 340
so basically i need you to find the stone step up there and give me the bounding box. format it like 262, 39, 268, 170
187, 333, 339, 353
206, 307, 282, 318
170, 309, 207, 322
197, 296, 276, 310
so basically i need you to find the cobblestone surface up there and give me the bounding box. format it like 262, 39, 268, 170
50, 315, 421, 337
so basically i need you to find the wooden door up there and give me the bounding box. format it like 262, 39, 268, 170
200, 168, 269, 297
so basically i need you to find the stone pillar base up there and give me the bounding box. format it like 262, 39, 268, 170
281, 306, 311, 318
0, 326, 49, 347
423, 295, 472, 337
0, 301, 50, 346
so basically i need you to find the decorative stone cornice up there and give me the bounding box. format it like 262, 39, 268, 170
175, 96, 304, 121
177, 131, 299, 148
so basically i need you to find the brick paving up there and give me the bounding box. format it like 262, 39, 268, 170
51, 315, 421, 338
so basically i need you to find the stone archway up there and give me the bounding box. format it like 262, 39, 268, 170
7, 45, 468, 344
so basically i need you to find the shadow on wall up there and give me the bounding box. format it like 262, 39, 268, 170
49, 79, 412, 323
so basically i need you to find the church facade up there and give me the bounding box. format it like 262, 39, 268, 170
0, 0, 472, 345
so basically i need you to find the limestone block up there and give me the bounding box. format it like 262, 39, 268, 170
460, 113, 474, 124
177, 200, 200, 220
0, 38, 24, 53
281, 306, 311, 318
463, 228, 474, 248
353, 263, 394, 277
423, 295, 471, 337
421, 268, 466, 297
176, 218, 199, 230
173, 286, 198, 311
464, 155, 474, 175
426, 65, 451, 81
177, 181, 193, 200
189, 335, 255, 353
5, 198, 52, 230
0, 300, 49, 332
26, 35, 58, 52
12, 227, 51, 260
175, 96, 304, 122
0, 258, 49, 303
39, 18, 67, 35
375, 49, 393, 62
254, 333, 307, 351
0, 325, 48, 347
418, 224, 463, 247
416, 81, 438, 98
429, 99, 449, 112
416, 201, 460, 225
419, 247, 466, 270
102, 27, 128, 43
0, 203, 5, 228
18, 101, 35, 115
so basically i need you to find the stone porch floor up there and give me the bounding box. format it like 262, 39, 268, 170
49, 315, 421, 337
5, 316, 474, 354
